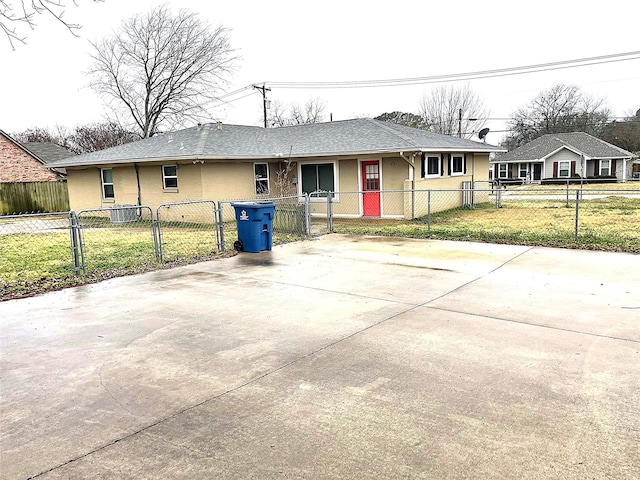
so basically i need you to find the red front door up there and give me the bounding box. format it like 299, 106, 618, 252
362, 161, 380, 217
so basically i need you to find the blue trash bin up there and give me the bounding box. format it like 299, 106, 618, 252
231, 202, 275, 253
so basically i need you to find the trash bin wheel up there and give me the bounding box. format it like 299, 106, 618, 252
233, 240, 244, 252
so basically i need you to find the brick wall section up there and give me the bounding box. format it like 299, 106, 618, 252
0, 134, 60, 182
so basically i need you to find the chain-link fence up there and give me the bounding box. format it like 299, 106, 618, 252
77, 205, 157, 273
0, 212, 77, 288
3, 186, 639, 298
330, 186, 640, 251
218, 194, 318, 251
156, 200, 221, 262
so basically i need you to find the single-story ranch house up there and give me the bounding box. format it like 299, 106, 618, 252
49, 118, 504, 219
490, 132, 636, 183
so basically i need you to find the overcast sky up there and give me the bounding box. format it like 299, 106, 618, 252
1, 0, 639, 145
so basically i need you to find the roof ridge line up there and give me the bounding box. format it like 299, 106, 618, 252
366, 118, 421, 149
195, 124, 212, 155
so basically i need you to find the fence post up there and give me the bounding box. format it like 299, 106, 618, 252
327, 193, 333, 232
218, 201, 225, 250
427, 190, 431, 232
496, 186, 502, 208
574, 189, 580, 240
304, 194, 310, 235
152, 218, 161, 262
155, 207, 165, 262
68, 210, 84, 275
411, 187, 415, 220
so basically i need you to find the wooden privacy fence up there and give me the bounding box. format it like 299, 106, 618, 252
0, 181, 70, 214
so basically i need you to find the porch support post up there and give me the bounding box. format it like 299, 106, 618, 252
400, 151, 420, 219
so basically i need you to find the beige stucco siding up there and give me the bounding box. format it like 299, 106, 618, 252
66, 169, 103, 211
405, 154, 490, 218
381, 157, 408, 216
65, 152, 495, 220
113, 165, 139, 205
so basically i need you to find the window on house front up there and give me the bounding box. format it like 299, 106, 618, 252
101, 168, 114, 199
498, 164, 507, 178
422, 155, 441, 177
599, 159, 610, 176
301, 163, 335, 197
519, 163, 527, 178
558, 161, 570, 177
254, 163, 270, 195
451, 155, 464, 175
163, 165, 178, 189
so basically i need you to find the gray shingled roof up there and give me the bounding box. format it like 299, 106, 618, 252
22, 142, 76, 163
48, 118, 503, 168
492, 132, 635, 163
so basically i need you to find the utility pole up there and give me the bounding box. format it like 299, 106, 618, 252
458, 108, 462, 138
253, 84, 271, 128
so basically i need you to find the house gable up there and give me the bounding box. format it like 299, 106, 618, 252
0, 131, 61, 182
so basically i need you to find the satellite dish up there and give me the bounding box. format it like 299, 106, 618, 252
478, 127, 490, 142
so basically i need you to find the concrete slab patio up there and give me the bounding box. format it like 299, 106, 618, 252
1, 235, 638, 479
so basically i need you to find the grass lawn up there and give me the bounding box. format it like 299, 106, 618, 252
2, 197, 637, 300
0, 224, 307, 300
333, 197, 640, 253
0, 227, 232, 301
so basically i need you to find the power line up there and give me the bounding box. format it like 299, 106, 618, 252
263, 51, 640, 89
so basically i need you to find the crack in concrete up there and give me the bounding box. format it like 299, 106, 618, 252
98, 362, 135, 417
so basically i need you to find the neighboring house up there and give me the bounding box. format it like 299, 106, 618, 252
48, 118, 504, 219
491, 132, 636, 183
21, 142, 73, 177
0, 130, 69, 182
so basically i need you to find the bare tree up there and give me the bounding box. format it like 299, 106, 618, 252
418, 84, 489, 138
503, 84, 611, 149
268, 98, 326, 127
13, 122, 137, 154
601, 108, 640, 153
68, 122, 138, 153
88, 4, 238, 138
12, 125, 71, 147
1, 0, 102, 50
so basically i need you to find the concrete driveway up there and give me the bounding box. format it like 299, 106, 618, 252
1, 235, 638, 479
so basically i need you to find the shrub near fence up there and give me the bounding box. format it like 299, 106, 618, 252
0, 181, 69, 214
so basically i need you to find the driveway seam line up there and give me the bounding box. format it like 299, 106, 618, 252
418, 246, 535, 307
423, 304, 640, 344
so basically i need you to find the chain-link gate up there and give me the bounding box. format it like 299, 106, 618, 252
156, 200, 222, 262
77, 205, 156, 273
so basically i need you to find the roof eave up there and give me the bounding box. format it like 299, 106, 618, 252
53, 145, 504, 168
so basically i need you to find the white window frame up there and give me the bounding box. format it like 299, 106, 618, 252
558, 161, 570, 178
299, 161, 337, 201
162, 165, 178, 189
599, 159, 611, 176
451, 155, 464, 176
101, 168, 114, 199
498, 164, 508, 179
519, 163, 528, 179
423, 154, 441, 178
254, 162, 270, 195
